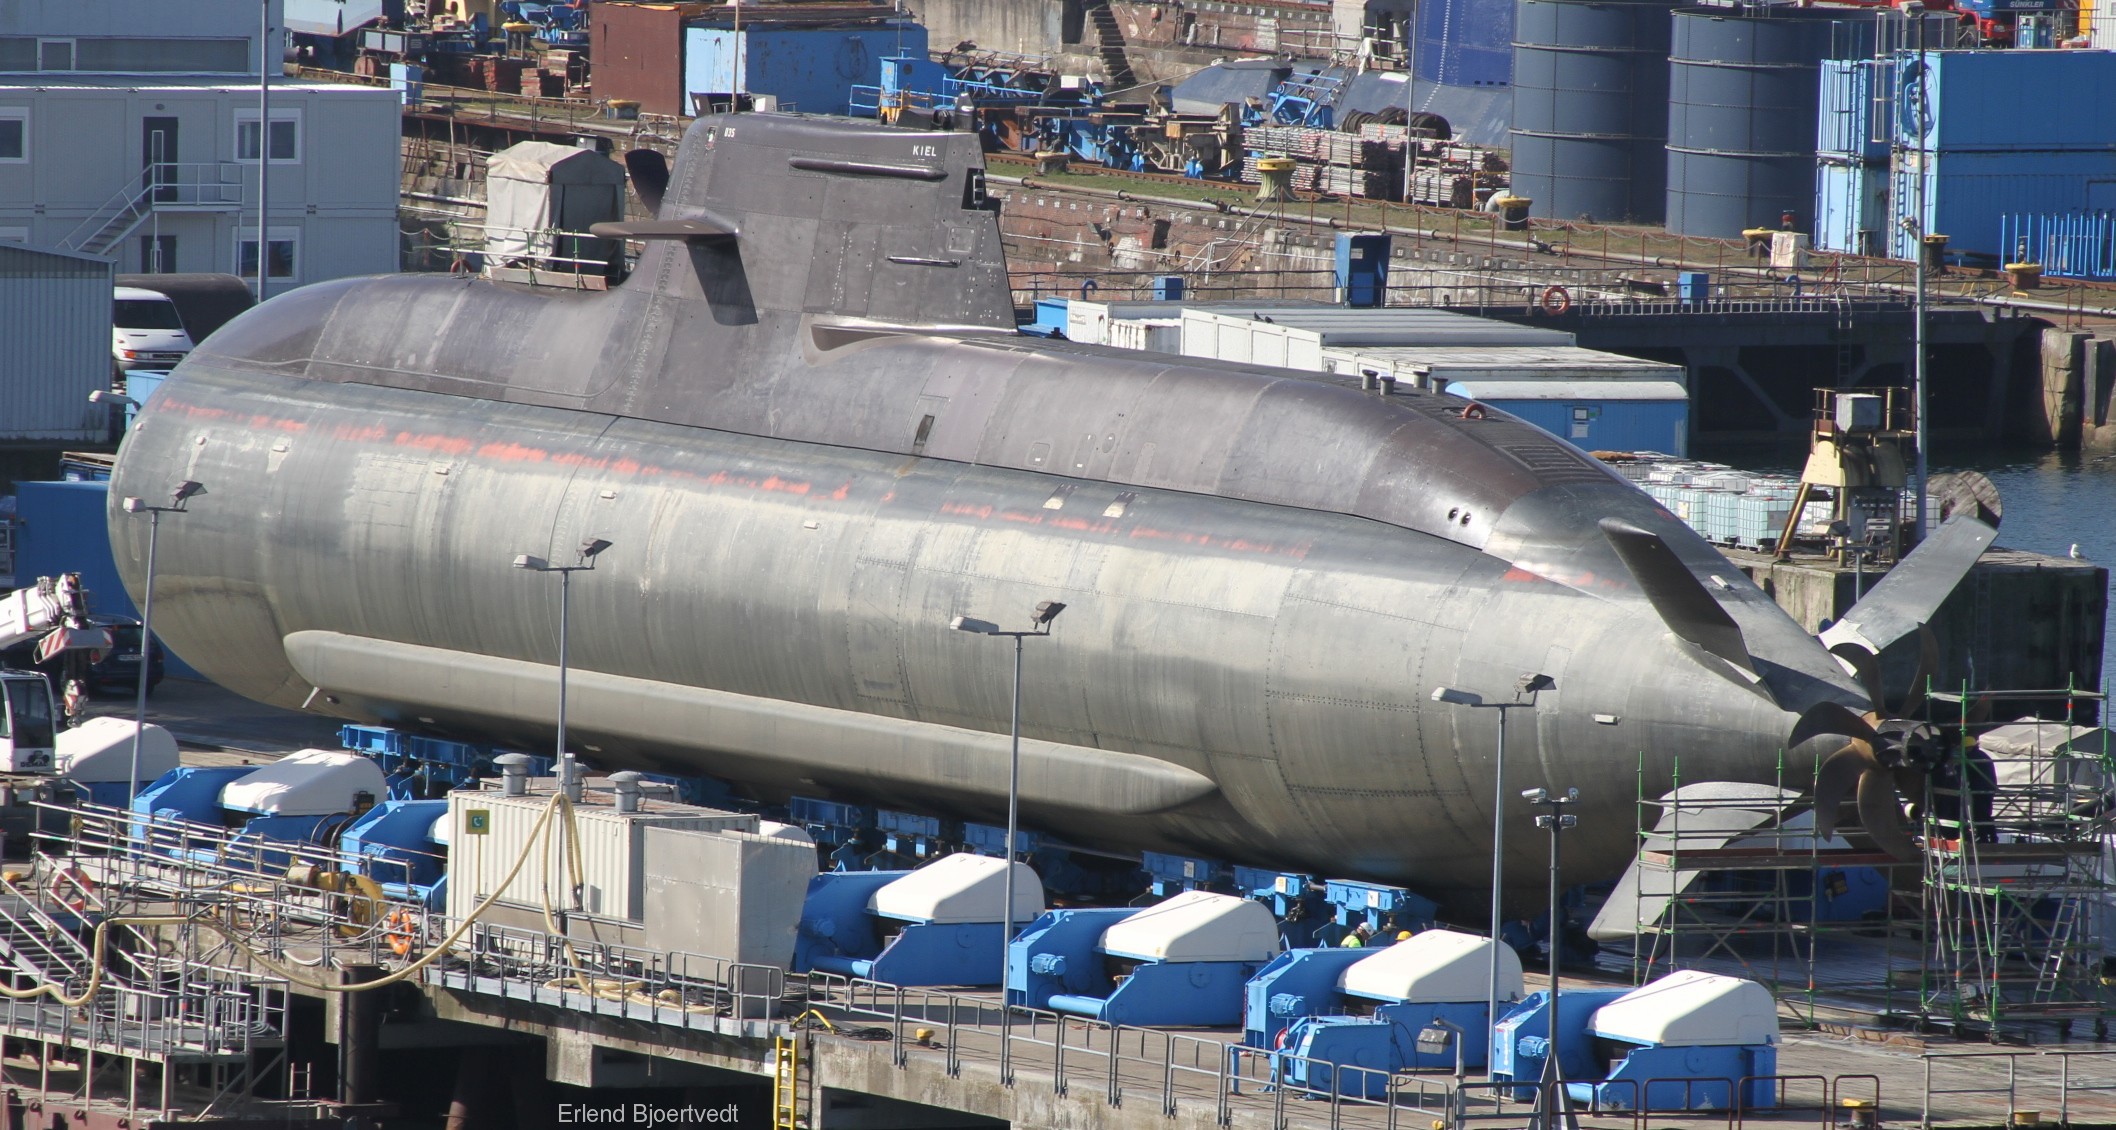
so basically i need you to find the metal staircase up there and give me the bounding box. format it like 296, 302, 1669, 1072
58, 162, 244, 258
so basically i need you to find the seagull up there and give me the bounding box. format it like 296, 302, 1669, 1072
2070, 544, 2085, 560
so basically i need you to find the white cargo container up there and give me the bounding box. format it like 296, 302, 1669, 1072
1106, 318, 1182, 354
1318, 344, 1685, 392
1178, 307, 1574, 372
444, 778, 757, 925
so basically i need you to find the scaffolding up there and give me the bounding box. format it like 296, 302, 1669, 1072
1623, 753, 1915, 1027
1906, 685, 2116, 1037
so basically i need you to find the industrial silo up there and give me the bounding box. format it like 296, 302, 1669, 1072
1510, 0, 1678, 224
1664, 6, 1870, 238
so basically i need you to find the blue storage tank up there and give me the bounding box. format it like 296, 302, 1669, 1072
1445, 379, 1689, 455
1665, 7, 1874, 238
1509, 0, 1678, 224
1888, 50, 2116, 261
684, 23, 926, 117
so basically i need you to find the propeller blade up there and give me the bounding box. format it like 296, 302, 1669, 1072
625, 148, 671, 215
1857, 766, 1921, 860
1791, 700, 1881, 750
1902, 624, 1942, 717
1814, 740, 1876, 840
1819, 516, 1995, 659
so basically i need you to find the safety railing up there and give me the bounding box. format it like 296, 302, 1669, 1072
432, 920, 786, 1026
57, 162, 245, 256
1922, 1049, 2116, 1129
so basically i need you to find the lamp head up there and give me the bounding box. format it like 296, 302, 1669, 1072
950, 615, 1000, 635
88, 390, 138, 407
1521, 787, 1548, 805
579, 537, 612, 561
1515, 673, 1554, 696
1430, 686, 1482, 707
121, 497, 145, 514
1031, 600, 1067, 627
171, 480, 204, 504
513, 554, 549, 571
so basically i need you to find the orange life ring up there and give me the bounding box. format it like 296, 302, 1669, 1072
49, 866, 94, 914
385, 908, 419, 957
1461, 402, 1488, 421
1540, 284, 1571, 315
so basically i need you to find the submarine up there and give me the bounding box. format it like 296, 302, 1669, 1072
106, 112, 1975, 906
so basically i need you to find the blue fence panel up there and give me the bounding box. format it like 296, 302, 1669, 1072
2000, 212, 2116, 280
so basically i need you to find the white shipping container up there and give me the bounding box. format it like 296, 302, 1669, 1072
1179, 309, 1326, 371
1106, 318, 1182, 354
1066, 300, 1116, 345
444, 783, 757, 926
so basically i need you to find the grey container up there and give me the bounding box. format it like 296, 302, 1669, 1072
1510, 0, 1678, 224
1664, 6, 1873, 238
0, 245, 113, 444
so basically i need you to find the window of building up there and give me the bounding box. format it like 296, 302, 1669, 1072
236, 229, 297, 281
235, 111, 299, 163
78, 38, 248, 73
0, 39, 34, 71
0, 108, 23, 162
36, 39, 73, 72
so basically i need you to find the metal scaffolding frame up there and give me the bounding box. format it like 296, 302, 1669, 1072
1624, 752, 1915, 1027
1906, 684, 2116, 1036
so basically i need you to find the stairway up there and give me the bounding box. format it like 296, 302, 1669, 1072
1084, 1, 1138, 91
0, 893, 95, 994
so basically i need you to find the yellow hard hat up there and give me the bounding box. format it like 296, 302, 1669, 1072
1396, 930, 1413, 941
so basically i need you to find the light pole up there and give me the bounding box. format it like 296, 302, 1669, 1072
1902, 1, 1930, 543
1524, 786, 1580, 1130
513, 537, 612, 804
949, 598, 1066, 1084
1431, 671, 1553, 1067
257, 0, 274, 301
119, 480, 203, 805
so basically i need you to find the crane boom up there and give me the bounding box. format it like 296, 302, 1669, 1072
0, 575, 111, 660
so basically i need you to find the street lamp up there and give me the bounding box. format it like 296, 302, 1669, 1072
119, 479, 203, 805
88, 390, 139, 409
1430, 671, 1553, 1066
513, 537, 612, 803
949, 597, 1066, 1084
1524, 785, 1580, 1130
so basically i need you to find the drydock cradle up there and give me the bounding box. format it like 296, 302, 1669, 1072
5, 768, 2116, 1128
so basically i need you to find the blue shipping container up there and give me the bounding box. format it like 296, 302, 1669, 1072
1896, 51, 2116, 151
685, 24, 928, 117
1815, 158, 1885, 255
1816, 59, 1887, 160
12, 481, 199, 680
1891, 148, 2116, 260
1443, 382, 1688, 456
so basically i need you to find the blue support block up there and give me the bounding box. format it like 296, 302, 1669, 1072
1490, 989, 1633, 1100
792, 870, 904, 975
1099, 959, 1258, 1027
1590, 1044, 1776, 1111
1141, 851, 1225, 896
961, 822, 1039, 856
133, 765, 254, 828
860, 921, 1014, 987
1243, 947, 1366, 1048
339, 799, 449, 891
1279, 1016, 1403, 1098
1007, 907, 1138, 1009
1323, 879, 1437, 935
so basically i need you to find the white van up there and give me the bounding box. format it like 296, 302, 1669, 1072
112, 287, 195, 371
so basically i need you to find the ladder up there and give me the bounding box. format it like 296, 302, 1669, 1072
773, 1034, 800, 1130
2032, 897, 2082, 1004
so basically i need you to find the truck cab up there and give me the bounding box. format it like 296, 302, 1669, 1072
112, 287, 194, 372
0, 670, 57, 772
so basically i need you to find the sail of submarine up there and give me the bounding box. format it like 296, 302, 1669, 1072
106, 112, 1881, 908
